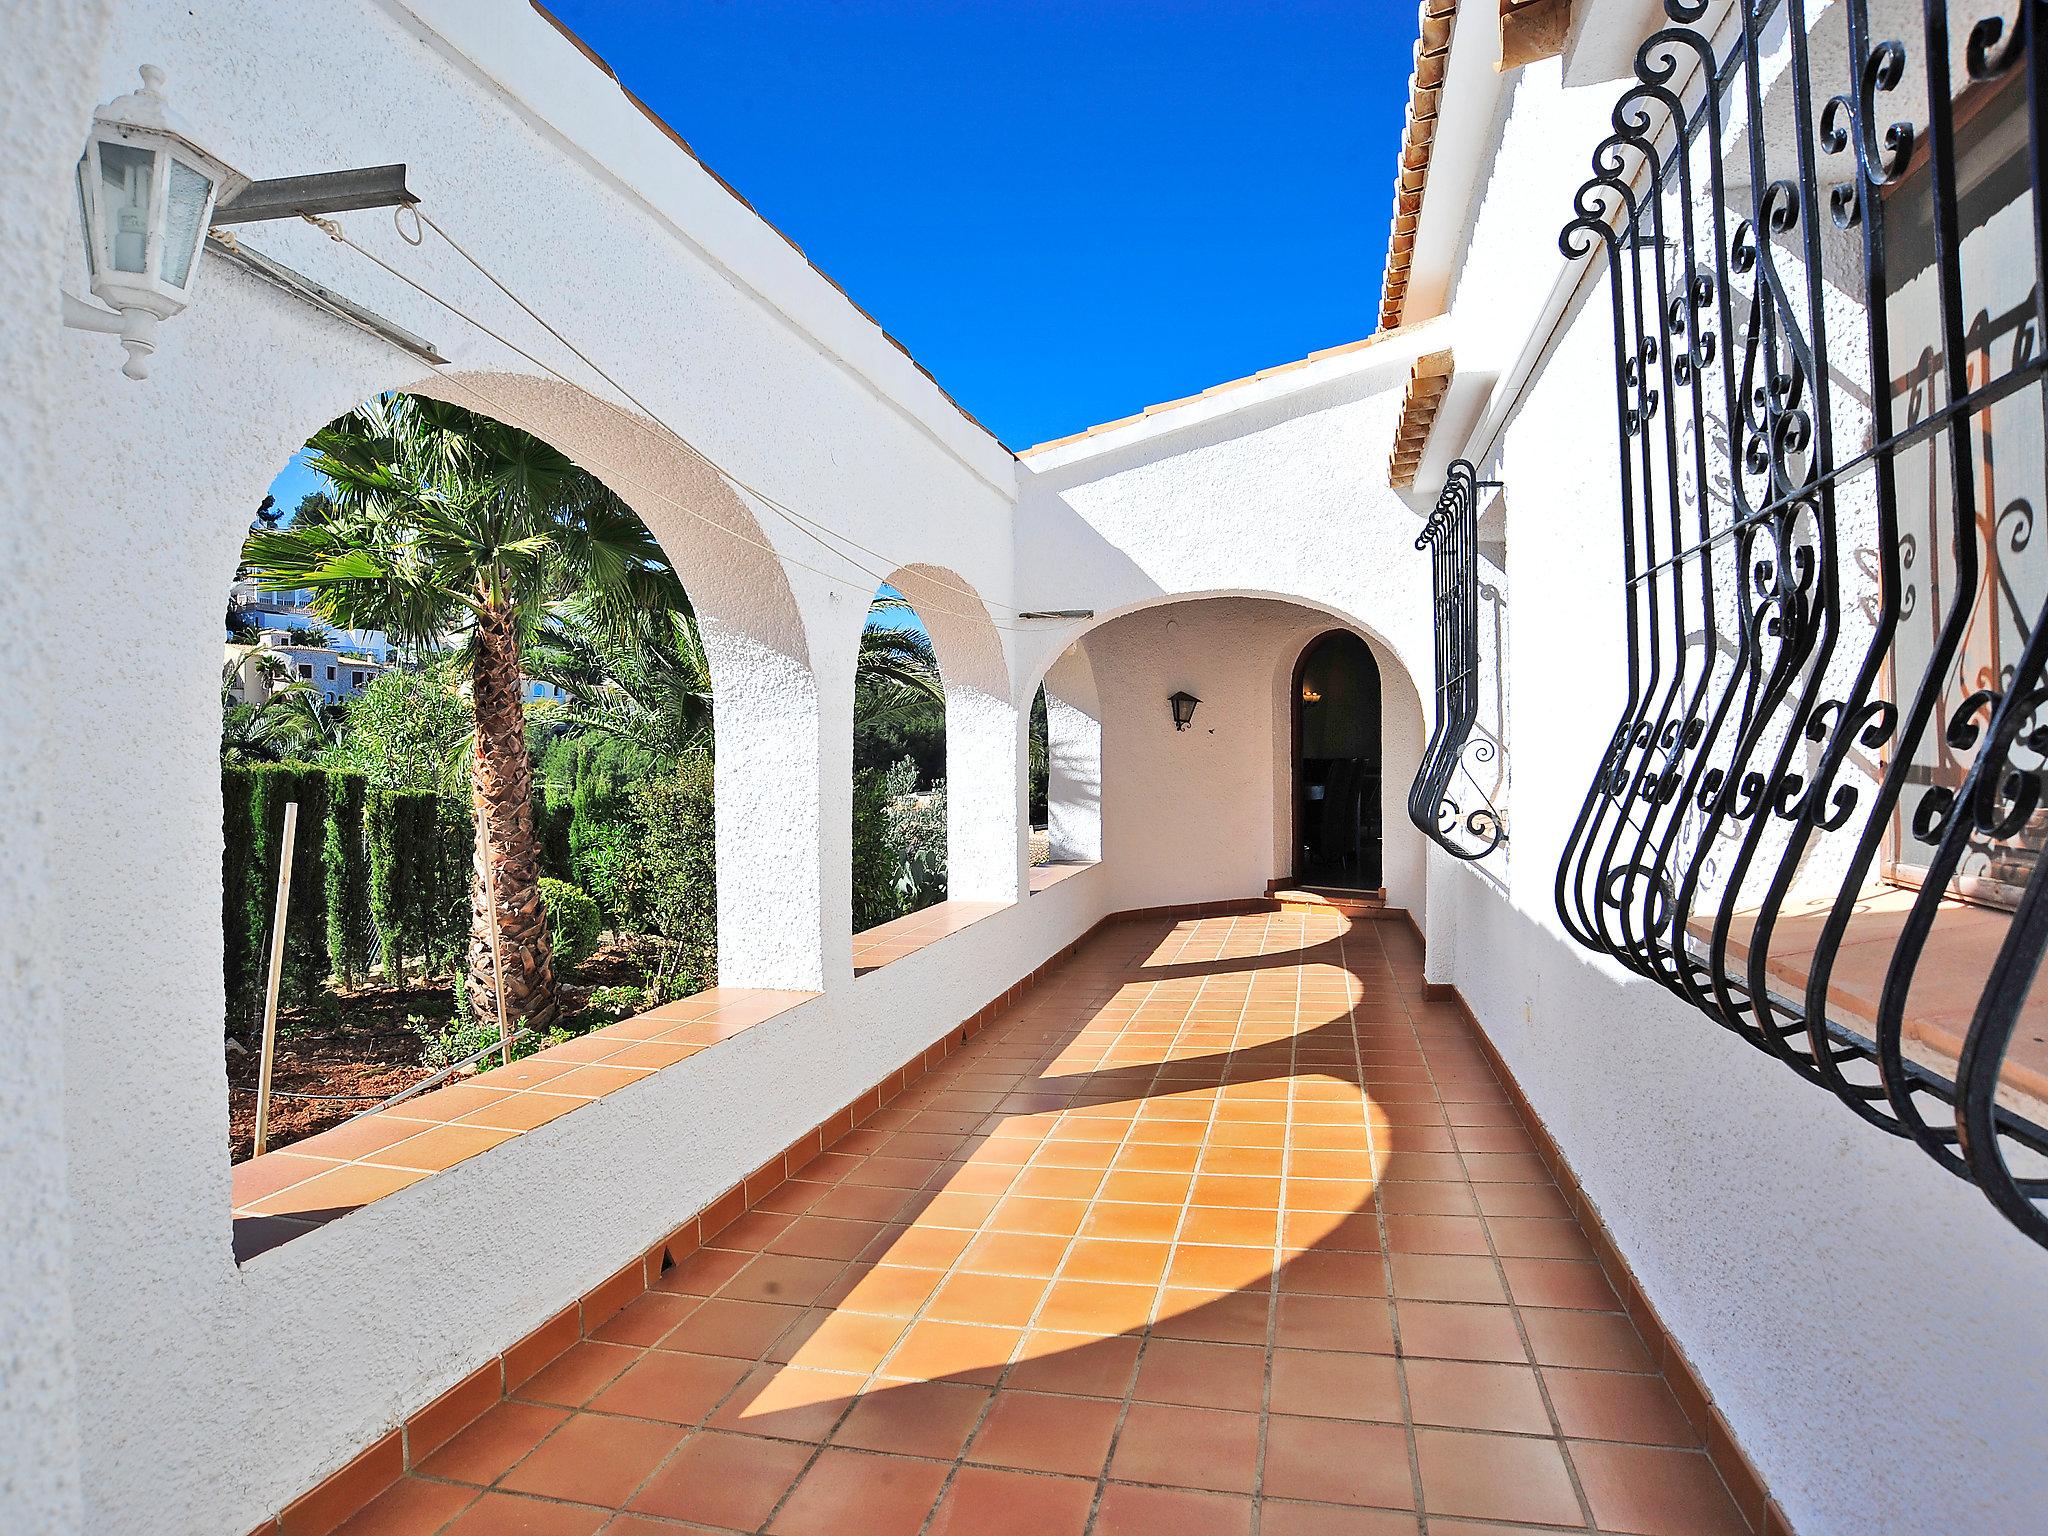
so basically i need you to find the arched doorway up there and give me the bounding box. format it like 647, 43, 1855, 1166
1294, 630, 1382, 890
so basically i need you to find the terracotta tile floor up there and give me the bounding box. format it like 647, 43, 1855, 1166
341, 910, 1751, 1535
1030, 861, 1094, 894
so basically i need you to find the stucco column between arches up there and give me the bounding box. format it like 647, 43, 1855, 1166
706, 626, 835, 991
1042, 644, 1103, 864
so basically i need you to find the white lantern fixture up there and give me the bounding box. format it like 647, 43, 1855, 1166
66, 66, 247, 379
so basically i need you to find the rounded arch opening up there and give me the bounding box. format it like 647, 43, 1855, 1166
217, 380, 810, 1257
1292, 629, 1384, 891
848, 562, 1016, 970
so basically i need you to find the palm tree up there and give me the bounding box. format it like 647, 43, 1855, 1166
221, 652, 346, 763
856, 600, 945, 737
242, 394, 684, 1032
525, 597, 714, 762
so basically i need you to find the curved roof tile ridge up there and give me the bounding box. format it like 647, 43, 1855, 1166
1377, 0, 1459, 332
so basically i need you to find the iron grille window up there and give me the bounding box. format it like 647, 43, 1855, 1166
1410, 459, 1508, 860
1557, 0, 2048, 1244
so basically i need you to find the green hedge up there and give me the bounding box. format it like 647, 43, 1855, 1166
367, 786, 469, 986
223, 764, 468, 1037
223, 764, 336, 1029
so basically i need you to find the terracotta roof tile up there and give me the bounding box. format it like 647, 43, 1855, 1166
1019, 334, 1399, 458
1378, 0, 1461, 332
1387, 348, 1455, 489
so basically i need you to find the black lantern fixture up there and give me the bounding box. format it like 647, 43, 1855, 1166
1168, 691, 1200, 731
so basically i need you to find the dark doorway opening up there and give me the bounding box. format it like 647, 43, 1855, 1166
1294, 630, 1382, 890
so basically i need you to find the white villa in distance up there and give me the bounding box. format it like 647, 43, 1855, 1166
5, 2, 2046, 1535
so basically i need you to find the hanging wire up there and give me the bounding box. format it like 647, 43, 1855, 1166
412, 208, 1028, 618
299, 209, 1057, 633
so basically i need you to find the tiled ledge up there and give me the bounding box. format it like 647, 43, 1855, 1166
1705, 885, 2048, 1106
231, 987, 815, 1262
1028, 859, 1095, 894
850, 899, 1007, 976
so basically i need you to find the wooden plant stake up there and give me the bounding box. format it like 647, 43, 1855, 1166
479, 813, 514, 1067
252, 800, 299, 1158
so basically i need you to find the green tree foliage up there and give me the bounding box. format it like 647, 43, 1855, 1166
535, 731, 649, 919
221, 652, 346, 766
324, 661, 472, 793
242, 393, 690, 1032
612, 755, 718, 1000
538, 878, 601, 970
853, 609, 946, 784
526, 601, 713, 762
851, 763, 903, 933
1029, 685, 1049, 824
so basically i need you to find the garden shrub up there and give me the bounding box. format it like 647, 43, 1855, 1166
224, 762, 387, 1029
851, 764, 903, 932
222, 768, 260, 1038
539, 877, 601, 970
614, 753, 717, 999
323, 771, 373, 987
888, 774, 948, 914
581, 983, 651, 1027
536, 732, 647, 922
365, 787, 470, 985
324, 663, 470, 792
242, 762, 334, 1016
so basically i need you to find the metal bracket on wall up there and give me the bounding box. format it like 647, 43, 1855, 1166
213, 164, 417, 225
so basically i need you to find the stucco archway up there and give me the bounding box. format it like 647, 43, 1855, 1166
853, 563, 1017, 914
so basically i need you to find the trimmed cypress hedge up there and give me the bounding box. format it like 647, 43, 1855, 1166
223, 764, 468, 1036
324, 772, 372, 988
366, 786, 470, 986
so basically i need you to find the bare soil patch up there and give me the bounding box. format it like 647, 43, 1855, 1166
226, 936, 660, 1161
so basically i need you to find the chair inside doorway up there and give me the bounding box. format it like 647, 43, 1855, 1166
1295, 629, 1382, 890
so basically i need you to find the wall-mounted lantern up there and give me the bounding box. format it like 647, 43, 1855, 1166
1168, 691, 1201, 731
65, 65, 423, 380
66, 67, 247, 379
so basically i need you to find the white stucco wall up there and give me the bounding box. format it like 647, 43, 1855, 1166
1411, 16, 2048, 1531
1080, 598, 1426, 918
2, 9, 111, 1533
9, 0, 2041, 1531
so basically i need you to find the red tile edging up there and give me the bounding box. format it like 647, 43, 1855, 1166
1409, 920, 1794, 1536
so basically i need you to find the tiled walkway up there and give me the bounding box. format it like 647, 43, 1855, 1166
339, 910, 1750, 1535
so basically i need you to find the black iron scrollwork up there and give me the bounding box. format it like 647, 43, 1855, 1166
1409, 460, 1508, 861
1555, 0, 2048, 1247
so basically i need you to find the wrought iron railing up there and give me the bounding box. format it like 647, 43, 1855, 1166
1556, 0, 2048, 1245
1409, 459, 1507, 860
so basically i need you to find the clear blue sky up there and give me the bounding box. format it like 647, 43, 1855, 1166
540, 0, 1407, 450
263, 3, 1407, 529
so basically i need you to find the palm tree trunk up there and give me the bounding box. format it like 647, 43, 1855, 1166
467, 597, 559, 1034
